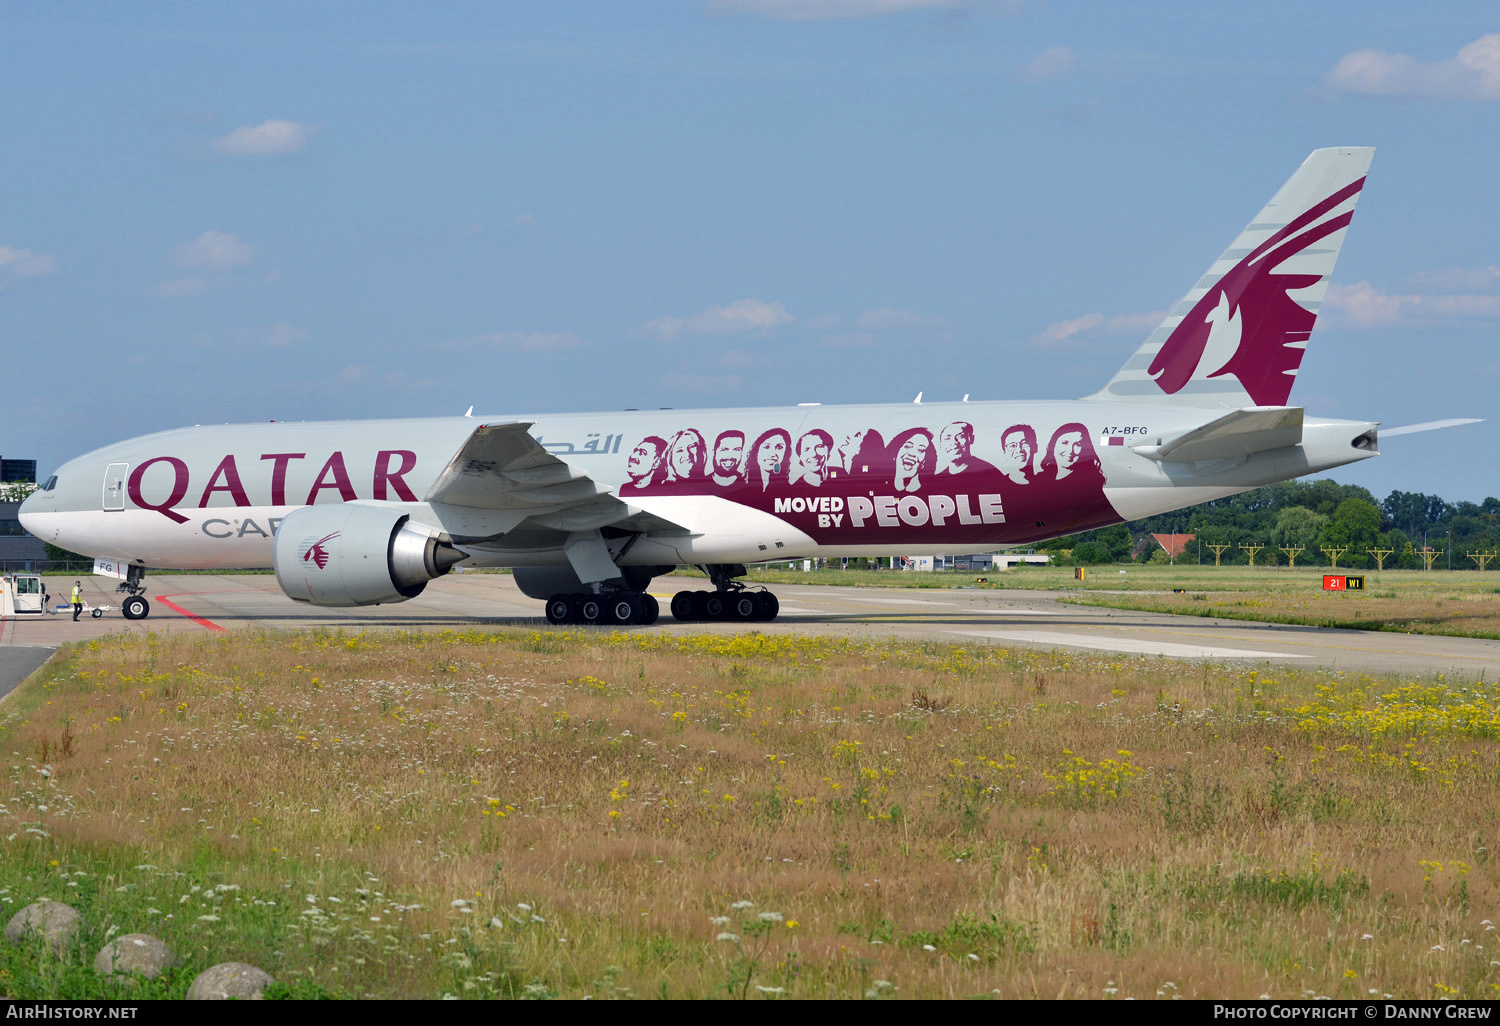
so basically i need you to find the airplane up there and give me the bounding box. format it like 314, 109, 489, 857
19, 146, 1455, 626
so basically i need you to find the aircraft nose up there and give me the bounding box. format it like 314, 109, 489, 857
17, 489, 42, 533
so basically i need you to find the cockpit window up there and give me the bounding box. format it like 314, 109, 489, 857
41, 476, 57, 492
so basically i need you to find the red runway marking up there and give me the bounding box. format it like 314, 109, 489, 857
155, 594, 226, 632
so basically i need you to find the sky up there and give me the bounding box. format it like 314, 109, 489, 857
3, 1, 1498, 503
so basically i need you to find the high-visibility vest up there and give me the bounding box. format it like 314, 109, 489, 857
71, 587, 81, 604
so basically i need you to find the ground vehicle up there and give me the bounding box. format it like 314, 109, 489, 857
0, 573, 48, 615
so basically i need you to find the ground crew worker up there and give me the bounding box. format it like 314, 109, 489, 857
71, 581, 82, 621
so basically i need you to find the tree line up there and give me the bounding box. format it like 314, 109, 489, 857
1043, 480, 1500, 570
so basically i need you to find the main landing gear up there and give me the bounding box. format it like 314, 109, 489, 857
669, 563, 780, 623
668, 588, 778, 623
118, 566, 150, 621
544, 591, 660, 626
532, 558, 782, 627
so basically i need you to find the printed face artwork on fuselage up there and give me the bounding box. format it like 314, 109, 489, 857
711, 431, 746, 487
619, 418, 1116, 544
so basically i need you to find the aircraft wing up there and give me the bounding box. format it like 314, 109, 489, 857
422, 421, 688, 542
1131, 406, 1304, 462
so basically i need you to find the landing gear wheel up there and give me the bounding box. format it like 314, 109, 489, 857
91, 608, 103, 619
640, 594, 660, 625
545, 594, 574, 625
702, 593, 726, 620
749, 593, 771, 621
730, 594, 757, 621
605, 594, 640, 626
671, 591, 697, 621
762, 593, 779, 621
578, 595, 605, 625
121, 596, 150, 620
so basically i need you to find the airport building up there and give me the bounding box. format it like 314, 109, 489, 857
1, 456, 36, 484
0, 455, 48, 569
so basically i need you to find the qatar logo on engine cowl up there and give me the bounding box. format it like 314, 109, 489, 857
301, 532, 339, 570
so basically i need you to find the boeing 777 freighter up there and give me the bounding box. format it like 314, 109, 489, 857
21, 147, 1445, 625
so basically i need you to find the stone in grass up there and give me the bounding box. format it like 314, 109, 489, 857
94, 933, 181, 980
4, 900, 83, 954
187, 962, 275, 1001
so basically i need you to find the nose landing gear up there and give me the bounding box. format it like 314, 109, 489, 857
117, 566, 150, 621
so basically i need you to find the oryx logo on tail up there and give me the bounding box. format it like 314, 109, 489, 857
1147, 176, 1366, 407
302, 532, 339, 570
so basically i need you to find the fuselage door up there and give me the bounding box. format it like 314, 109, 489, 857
103, 463, 128, 512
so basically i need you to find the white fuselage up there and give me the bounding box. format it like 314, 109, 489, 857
19, 400, 1378, 571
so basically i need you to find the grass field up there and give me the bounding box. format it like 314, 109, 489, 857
4, 627, 1500, 999
716, 564, 1500, 640
1051, 568, 1500, 641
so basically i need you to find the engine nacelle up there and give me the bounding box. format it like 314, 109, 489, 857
513, 564, 673, 600
274, 502, 462, 607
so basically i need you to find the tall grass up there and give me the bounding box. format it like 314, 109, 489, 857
3, 628, 1499, 998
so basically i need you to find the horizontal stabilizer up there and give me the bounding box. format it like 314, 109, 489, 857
1131, 406, 1303, 462
1379, 418, 1484, 438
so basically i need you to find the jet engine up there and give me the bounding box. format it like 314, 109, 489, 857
273, 502, 463, 606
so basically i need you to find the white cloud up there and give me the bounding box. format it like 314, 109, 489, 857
211, 119, 317, 156
147, 277, 214, 299
431, 331, 587, 354
707, 0, 960, 19
1035, 312, 1102, 344
1323, 282, 1416, 326
1031, 310, 1164, 346
185, 322, 310, 351
0, 244, 57, 279
172, 230, 252, 271
1022, 46, 1076, 80
1325, 34, 1500, 101
637, 299, 793, 341
855, 307, 949, 330
1325, 280, 1500, 327
250, 322, 310, 349
819, 307, 954, 348
1407, 266, 1500, 292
